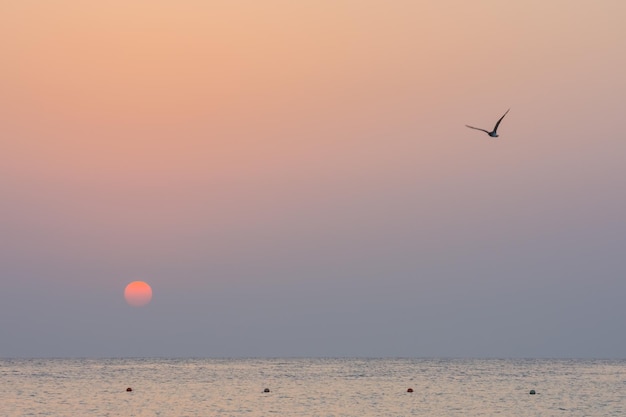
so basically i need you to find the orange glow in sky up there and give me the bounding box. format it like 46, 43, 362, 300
124, 281, 153, 307
2, 0, 626, 358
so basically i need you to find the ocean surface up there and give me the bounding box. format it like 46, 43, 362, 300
2, 358, 625, 416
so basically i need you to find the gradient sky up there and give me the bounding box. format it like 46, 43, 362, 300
2, 0, 626, 358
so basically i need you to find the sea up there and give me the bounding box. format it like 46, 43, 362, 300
2, 358, 625, 416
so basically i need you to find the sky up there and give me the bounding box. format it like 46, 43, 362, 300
2, 0, 626, 358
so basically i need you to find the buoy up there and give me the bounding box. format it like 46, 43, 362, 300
407, 388, 414, 393
263, 388, 270, 393
126, 387, 133, 392
529, 390, 536, 395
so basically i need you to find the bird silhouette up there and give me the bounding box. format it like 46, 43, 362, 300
466, 109, 510, 137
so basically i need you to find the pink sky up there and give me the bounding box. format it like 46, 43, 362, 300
2, 1, 626, 357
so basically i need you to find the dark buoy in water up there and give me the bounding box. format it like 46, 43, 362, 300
407, 388, 414, 393
263, 388, 270, 393
126, 387, 133, 392
529, 390, 536, 395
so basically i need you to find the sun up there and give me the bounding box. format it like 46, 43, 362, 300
124, 281, 153, 307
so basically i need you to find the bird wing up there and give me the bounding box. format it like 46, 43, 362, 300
465, 125, 490, 133
493, 108, 510, 132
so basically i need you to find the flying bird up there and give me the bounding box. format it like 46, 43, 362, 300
465, 109, 510, 137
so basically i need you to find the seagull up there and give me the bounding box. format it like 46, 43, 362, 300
465, 109, 510, 137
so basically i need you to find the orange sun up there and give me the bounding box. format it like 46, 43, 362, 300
124, 281, 153, 307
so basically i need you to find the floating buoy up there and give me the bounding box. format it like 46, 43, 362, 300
407, 388, 414, 393
529, 390, 536, 395
126, 387, 133, 392
263, 388, 270, 393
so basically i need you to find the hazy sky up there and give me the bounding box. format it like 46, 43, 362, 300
2, 0, 626, 358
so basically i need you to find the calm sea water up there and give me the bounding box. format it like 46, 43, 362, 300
2, 358, 625, 416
